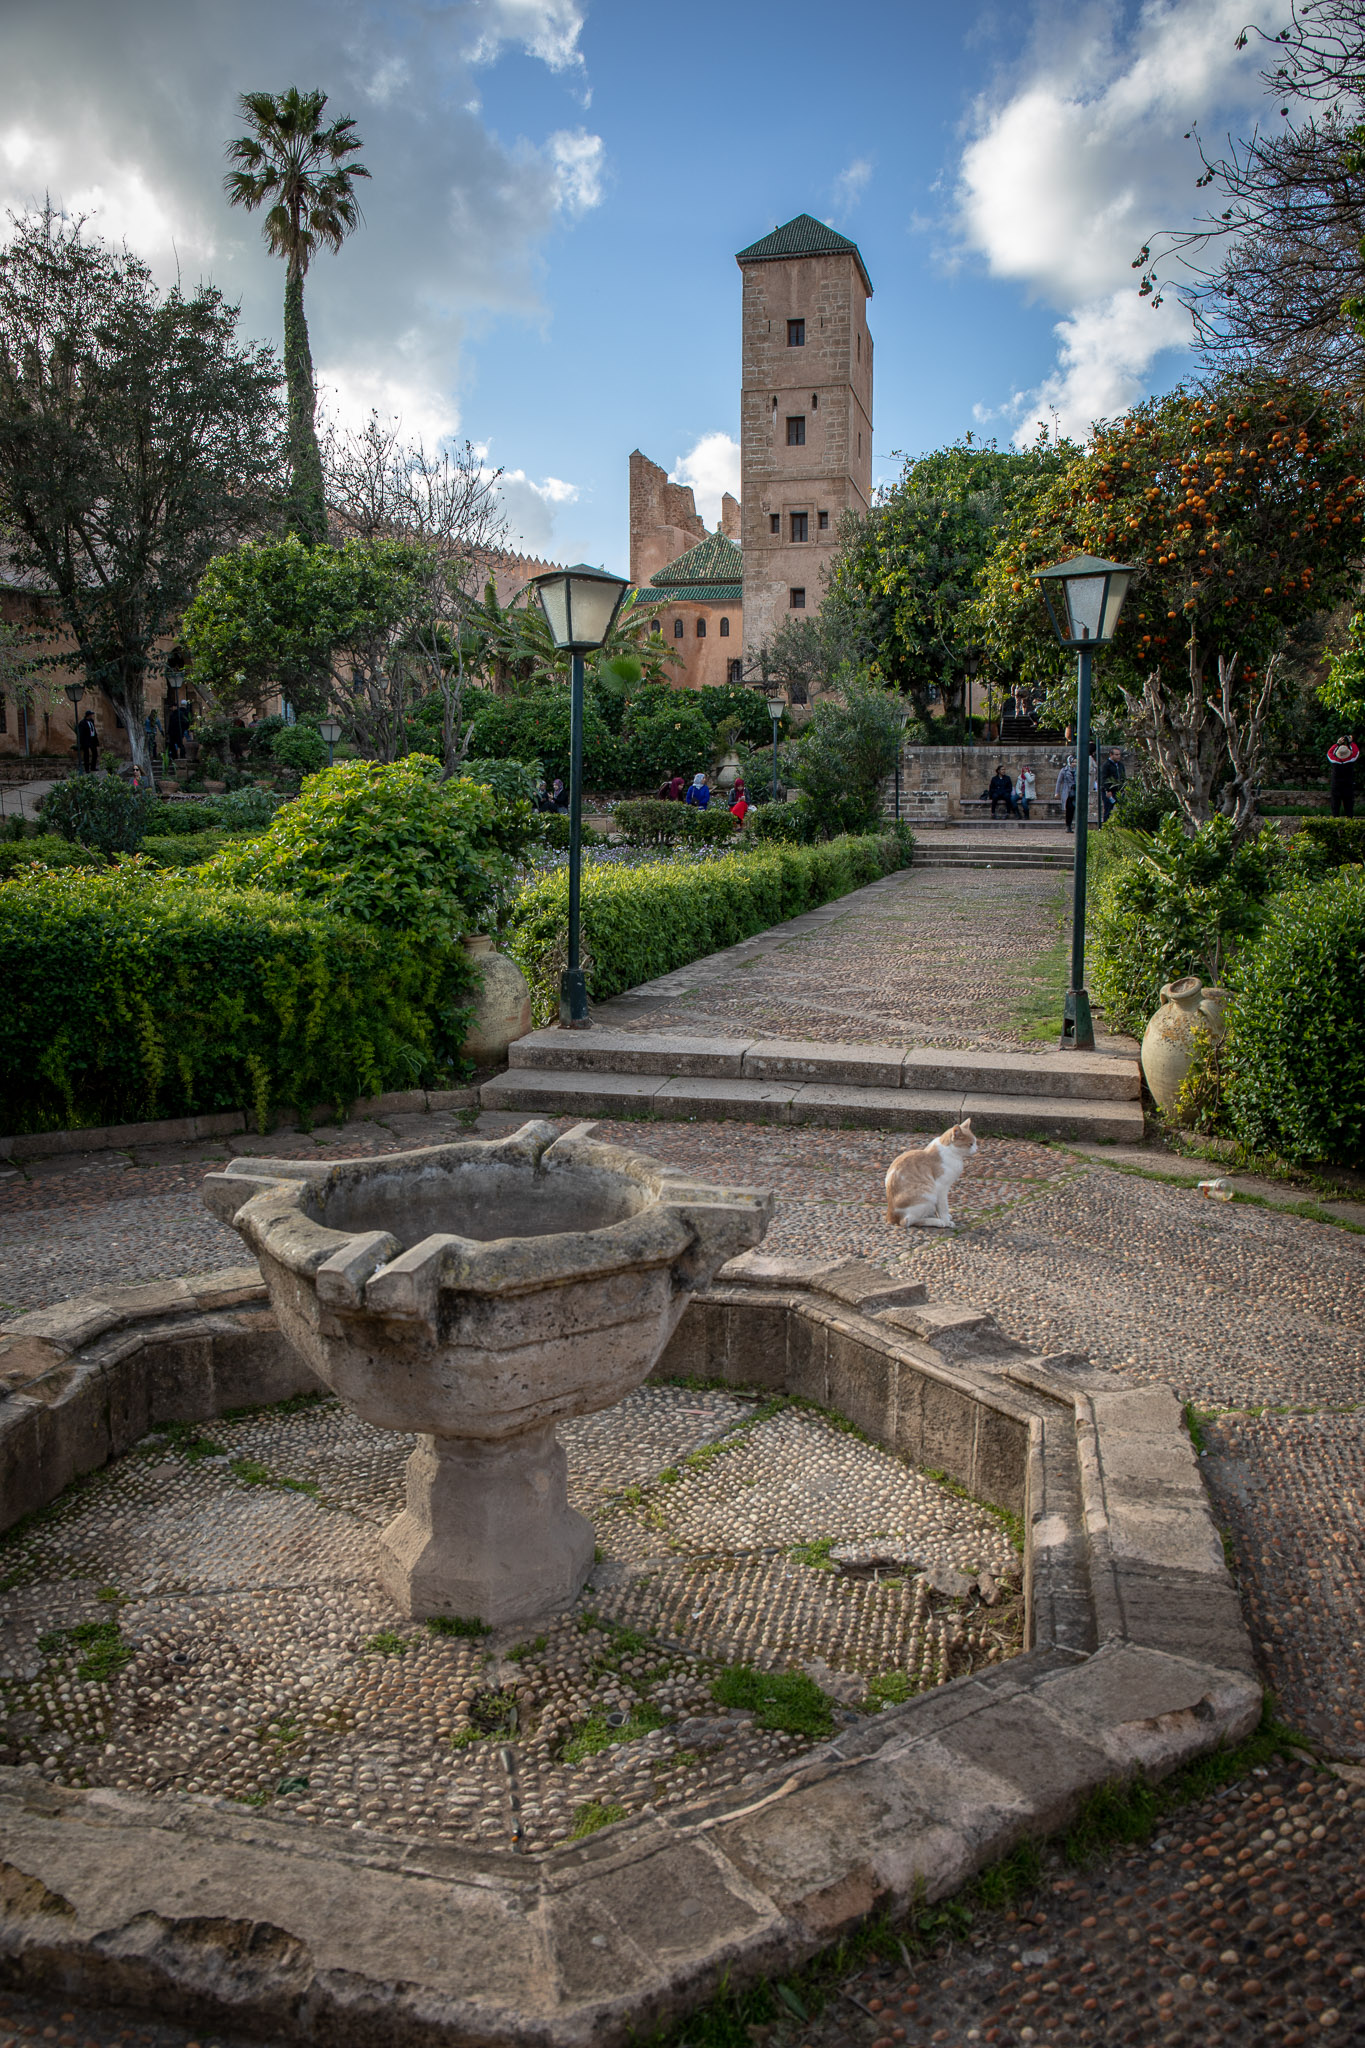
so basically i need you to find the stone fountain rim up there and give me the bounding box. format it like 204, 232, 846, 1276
209, 1121, 775, 1307
0, 1255, 1260, 2048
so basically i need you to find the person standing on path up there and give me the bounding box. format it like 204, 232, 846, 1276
1016, 766, 1036, 819
1101, 749, 1125, 822
76, 710, 99, 774
1056, 755, 1076, 832
1328, 736, 1358, 816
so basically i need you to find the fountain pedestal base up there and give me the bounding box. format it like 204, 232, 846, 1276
378, 1424, 595, 1626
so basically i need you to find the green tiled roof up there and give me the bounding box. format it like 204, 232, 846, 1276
647, 529, 743, 606
735, 214, 872, 294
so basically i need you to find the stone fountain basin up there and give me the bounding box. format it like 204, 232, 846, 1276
203, 1120, 772, 1442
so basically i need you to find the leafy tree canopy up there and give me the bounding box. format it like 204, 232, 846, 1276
973, 375, 1365, 719
824, 436, 1072, 721
183, 532, 436, 756
0, 208, 284, 769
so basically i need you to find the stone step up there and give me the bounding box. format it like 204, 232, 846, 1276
913, 853, 1072, 869
480, 1065, 1145, 1143
507, 1029, 1140, 1102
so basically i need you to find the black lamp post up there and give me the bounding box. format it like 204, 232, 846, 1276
767, 695, 783, 802
319, 717, 342, 768
1035, 555, 1134, 1051
531, 563, 630, 1027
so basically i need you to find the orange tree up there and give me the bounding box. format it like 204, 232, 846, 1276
975, 376, 1365, 715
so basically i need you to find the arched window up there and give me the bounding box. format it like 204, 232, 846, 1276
719, 617, 730, 637
673, 618, 684, 639
696, 618, 706, 638
651, 618, 661, 633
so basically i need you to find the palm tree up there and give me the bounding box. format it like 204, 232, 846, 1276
225, 88, 369, 544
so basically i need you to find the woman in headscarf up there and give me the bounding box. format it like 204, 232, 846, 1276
684, 772, 711, 809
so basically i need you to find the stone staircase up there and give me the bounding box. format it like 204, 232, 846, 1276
911, 840, 1073, 871
481, 1028, 1144, 1142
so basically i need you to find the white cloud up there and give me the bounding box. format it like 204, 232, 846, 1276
461, 0, 586, 72
547, 129, 604, 215
498, 467, 579, 554
833, 158, 872, 212
0, 0, 603, 484
670, 431, 741, 529
956, 0, 1267, 441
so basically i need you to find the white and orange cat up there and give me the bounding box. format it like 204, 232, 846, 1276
884, 1120, 978, 1229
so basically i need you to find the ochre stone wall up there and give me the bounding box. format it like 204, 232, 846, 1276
738, 250, 873, 669
629, 451, 707, 589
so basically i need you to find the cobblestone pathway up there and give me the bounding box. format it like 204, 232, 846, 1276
592, 861, 1069, 1050
3, 877, 1363, 2045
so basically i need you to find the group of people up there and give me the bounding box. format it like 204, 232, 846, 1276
533, 779, 569, 812
987, 750, 1126, 830
655, 771, 751, 822
987, 764, 1037, 818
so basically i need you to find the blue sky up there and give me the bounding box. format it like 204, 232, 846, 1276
1, 0, 1276, 568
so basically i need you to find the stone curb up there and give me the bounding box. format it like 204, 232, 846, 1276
0, 1255, 1259, 2044
0, 1091, 479, 1163
482, 1066, 1146, 1144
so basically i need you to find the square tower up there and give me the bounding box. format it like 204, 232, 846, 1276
736, 214, 873, 676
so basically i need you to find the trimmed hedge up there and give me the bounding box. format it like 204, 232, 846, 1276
504, 830, 912, 1024
0, 838, 106, 877
0, 867, 473, 1135
612, 799, 740, 847
1224, 871, 1365, 1167
1292, 816, 1365, 869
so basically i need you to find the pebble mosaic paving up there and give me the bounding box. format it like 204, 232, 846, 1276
0, 1387, 1022, 1852
592, 864, 1069, 1051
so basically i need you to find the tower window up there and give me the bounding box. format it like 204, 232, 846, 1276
786, 416, 806, 446
789, 587, 806, 609
787, 318, 804, 347
818, 510, 829, 530
719, 617, 730, 637
857, 332, 861, 361
696, 618, 706, 638
673, 618, 684, 639
811, 393, 818, 409
790, 512, 808, 543
769, 513, 780, 534
728, 658, 744, 683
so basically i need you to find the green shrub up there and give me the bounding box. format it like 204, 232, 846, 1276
504, 830, 911, 1023
270, 724, 328, 779
39, 773, 153, 852
138, 831, 237, 868
142, 798, 221, 836
204, 755, 533, 942
748, 800, 816, 846
1224, 872, 1365, 1166
0, 837, 106, 877
1291, 816, 1365, 870
1108, 777, 1179, 834
538, 813, 604, 851
612, 799, 740, 847
1088, 815, 1280, 1035
0, 866, 470, 1134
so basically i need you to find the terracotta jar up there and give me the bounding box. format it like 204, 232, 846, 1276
460, 934, 532, 1064
716, 750, 742, 793
1199, 985, 1230, 1046
1140, 975, 1205, 1113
